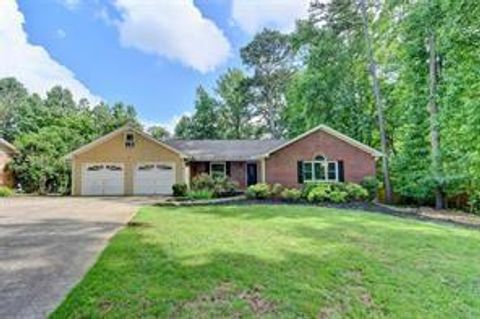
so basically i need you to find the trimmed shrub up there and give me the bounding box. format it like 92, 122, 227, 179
361, 176, 379, 201
307, 183, 332, 202
301, 182, 321, 199
213, 176, 240, 198
329, 190, 348, 203
191, 174, 239, 198
172, 183, 187, 197
246, 183, 271, 199
191, 173, 216, 191
187, 189, 214, 200
281, 188, 302, 202
344, 183, 369, 201
270, 183, 284, 198
0, 186, 14, 197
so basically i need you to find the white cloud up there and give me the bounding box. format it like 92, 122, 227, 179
111, 0, 231, 73
59, 0, 81, 11
0, 0, 100, 103
56, 28, 67, 39
94, 6, 114, 26
232, 0, 311, 34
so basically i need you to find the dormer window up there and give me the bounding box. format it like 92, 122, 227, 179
125, 133, 135, 148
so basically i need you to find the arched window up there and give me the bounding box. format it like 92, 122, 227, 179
303, 155, 339, 183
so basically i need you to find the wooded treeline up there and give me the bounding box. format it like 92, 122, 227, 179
173, 0, 480, 211
0, 79, 140, 193
0, 0, 479, 211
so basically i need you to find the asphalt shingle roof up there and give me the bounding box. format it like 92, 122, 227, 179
164, 139, 286, 161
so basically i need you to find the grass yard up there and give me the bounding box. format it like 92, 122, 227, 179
51, 205, 480, 318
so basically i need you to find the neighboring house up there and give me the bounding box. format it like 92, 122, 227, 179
66, 124, 382, 196
0, 138, 17, 187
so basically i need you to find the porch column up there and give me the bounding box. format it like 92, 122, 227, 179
70, 159, 76, 196
260, 158, 266, 183
184, 161, 191, 189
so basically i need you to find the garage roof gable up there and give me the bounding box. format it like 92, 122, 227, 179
65, 125, 187, 159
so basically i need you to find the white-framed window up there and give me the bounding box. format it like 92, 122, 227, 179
303, 155, 338, 182
125, 132, 135, 148
210, 162, 226, 179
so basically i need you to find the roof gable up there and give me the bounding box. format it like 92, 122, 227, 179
263, 125, 383, 158
65, 125, 187, 159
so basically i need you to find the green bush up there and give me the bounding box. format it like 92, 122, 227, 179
191, 173, 216, 191
246, 183, 271, 199
270, 183, 284, 198
191, 174, 239, 198
301, 182, 322, 199
329, 190, 348, 203
306, 182, 368, 203
361, 176, 379, 201
307, 183, 332, 202
187, 189, 214, 200
281, 188, 302, 202
0, 186, 14, 197
172, 183, 187, 197
212, 176, 240, 198
344, 183, 369, 201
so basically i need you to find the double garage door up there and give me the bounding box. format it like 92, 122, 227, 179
82, 162, 175, 195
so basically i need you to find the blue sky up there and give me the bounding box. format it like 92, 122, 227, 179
1, 0, 310, 131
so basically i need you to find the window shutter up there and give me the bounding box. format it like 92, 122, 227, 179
226, 162, 231, 177
297, 161, 304, 184
205, 162, 210, 175
338, 161, 345, 182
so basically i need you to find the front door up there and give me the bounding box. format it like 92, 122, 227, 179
246, 163, 257, 186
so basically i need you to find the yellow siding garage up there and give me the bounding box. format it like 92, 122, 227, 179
69, 127, 186, 196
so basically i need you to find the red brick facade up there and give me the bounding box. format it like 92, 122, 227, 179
265, 130, 377, 188
188, 130, 377, 189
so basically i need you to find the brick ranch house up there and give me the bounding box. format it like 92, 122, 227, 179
0, 138, 17, 187
66, 124, 382, 196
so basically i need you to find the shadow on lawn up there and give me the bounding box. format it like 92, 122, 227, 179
51, 238, 383, 318
51, 212, 480, 319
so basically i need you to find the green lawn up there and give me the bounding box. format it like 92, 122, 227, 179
51, 205, 480, 318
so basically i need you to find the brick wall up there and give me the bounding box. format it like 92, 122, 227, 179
265, 130, 377, 188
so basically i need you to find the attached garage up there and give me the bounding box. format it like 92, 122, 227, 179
67, 125, 187, 196
82, 163, 124, 195
133, 162, 175, 195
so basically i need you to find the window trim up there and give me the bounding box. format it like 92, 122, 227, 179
210, 162, 226, 179
303, 158, 339, 183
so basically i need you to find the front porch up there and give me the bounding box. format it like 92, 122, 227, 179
187, 161, 263, 189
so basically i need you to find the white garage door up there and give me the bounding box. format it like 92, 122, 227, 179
134, 162, 175, 195
82, 163, 124, 195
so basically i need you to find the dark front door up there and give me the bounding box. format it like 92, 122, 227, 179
246, 163, 257, 186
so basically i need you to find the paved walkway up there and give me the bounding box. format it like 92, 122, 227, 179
0, 196, 161, 319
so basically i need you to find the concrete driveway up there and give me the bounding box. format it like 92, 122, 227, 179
0, 196, 161, 319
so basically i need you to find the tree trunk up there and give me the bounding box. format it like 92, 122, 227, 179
359, 0, 394, 203
427, 31, 445, 210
